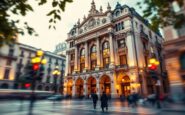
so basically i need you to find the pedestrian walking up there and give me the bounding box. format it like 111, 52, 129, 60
91, 91, 98, 110
127, 94, 133, 107
100, 91, 108, 112
120, 94, 125, 102
132, 92, 139, 107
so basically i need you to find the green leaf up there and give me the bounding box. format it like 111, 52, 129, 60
26, 4, 34, 11
66, 0, 73, 3
55, 15, 61, 20
38, 0, 47, 5
49, 19, 53, 23
59, 1, 66, 11
52, 1, 58, 7
47, 10, 56, 16
53, 26, 56, 30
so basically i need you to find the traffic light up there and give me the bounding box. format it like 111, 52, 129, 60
25, 83, 31, 88
148, 70, 158, 80
148, 64, 157, 71
33, 63, 39, 71
36, 64, 45, 81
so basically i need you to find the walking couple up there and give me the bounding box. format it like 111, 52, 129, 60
91, 91, 109, 112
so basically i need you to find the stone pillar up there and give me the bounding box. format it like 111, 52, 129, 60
65, 53, 70, 76
74, 47, 78, 72
96, 78, 100, 98
85, 42, 89, 71
111, 73, 118, 98
72, 80, 76, 98
109, 33, 115, 68
96, 38, 101, 70
140, 73, 148, 96
126, 35, 136, 67
114, 38, 119, 66
83, 80, 87, 97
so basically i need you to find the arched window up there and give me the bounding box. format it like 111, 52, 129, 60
180, 53, 185, 70
116, 11, 120, 17
102, 41, 110, 68
80, 48, 85, 72
90, 45, 97, 70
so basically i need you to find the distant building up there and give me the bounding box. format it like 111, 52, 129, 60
0, 43, 66, 93
54, 42, 67, 55
64, 1, 168, 98
0, 44, 19, 89
163, 0, 185, 102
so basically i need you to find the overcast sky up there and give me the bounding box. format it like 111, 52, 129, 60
18, 0, 141, 52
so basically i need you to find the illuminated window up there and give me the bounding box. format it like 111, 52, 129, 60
102, 41, 110, 68
90, 45, 97, 70
91, 60, 96, 70
3, 68, 10, 79
71, 54, 75, 61
118, 39, 126, 48
120, 55, 127, 65
80, 48, 85, 72
71, 65, 74, 73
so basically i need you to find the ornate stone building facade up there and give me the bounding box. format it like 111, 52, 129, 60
64, 1, 168, 98
0, 43, 66, 93
163, 0, 185, 102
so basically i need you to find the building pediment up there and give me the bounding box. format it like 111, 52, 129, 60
78, 15, 109, 35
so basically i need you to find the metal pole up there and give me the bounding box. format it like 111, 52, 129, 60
54, 75, 57, 94
156, 80, 161, 109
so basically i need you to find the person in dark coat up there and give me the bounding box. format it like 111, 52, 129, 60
91, 91, 98, 109
127, 94, 133, 107
100, 91, 108, 112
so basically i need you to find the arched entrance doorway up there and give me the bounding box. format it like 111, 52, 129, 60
99, 75, 111, 95
87, 76, 96, 95
66, 79, 73, 97
75, 77, 84, 98
117, 74, 131, 97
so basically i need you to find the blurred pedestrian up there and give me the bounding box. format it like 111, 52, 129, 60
100, 91, 108, 112
120, 94, 125, 102
127, 94, 133, 107
132, 92, 139, 107
91, 91, 98, 110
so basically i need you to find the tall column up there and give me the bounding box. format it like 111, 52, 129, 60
96, 38, 101, 70
85, 42, 89, 71
111, 73, 118, 98
74, 47, 78, 73
96, 78, 100, 98
72, 80, 76, 98
83, 80, 87, 97
114, 38, 119, 66
65, 53, 69, 76
109, 33, 115, 67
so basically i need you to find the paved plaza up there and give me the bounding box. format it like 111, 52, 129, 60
0, 100, 184, 115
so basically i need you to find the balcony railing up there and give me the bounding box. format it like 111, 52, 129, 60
0, 52, 17, 60
116, 64, 128, 70
118, 47, 127, 54
155, 41, 162, 48
140, 31, 149, 41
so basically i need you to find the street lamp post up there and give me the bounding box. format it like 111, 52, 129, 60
148, 58, 161, 109
52, 66, 61, 94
